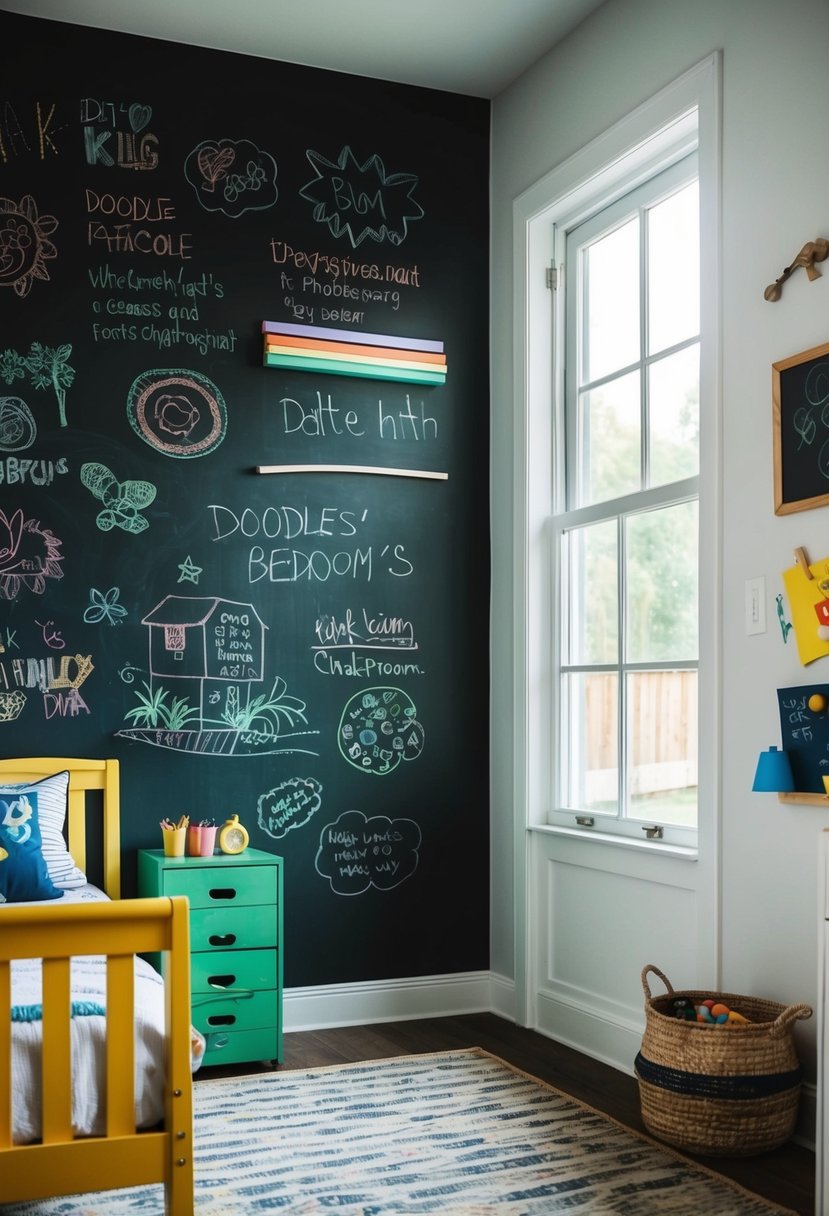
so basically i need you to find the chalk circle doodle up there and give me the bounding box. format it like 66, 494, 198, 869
80, 462, 157, 533
258, 776, 322, 841
315, 808, 421, 896
0, 508, 63, 599
84, 586, 128, 626
0, 196, 58, 297
338, 686, 424, 775
127, 369, 227, 458
300, 146, 424, 248
184, 138, 278, 218
0, 690, 26, 722
0, 397, 36, 451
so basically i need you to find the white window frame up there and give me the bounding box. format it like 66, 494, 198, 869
512, 55, 721, 863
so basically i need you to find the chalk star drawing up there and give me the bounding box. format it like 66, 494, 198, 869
177, 555, 202, 584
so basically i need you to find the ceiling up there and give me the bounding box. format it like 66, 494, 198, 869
3, 0, 607, 97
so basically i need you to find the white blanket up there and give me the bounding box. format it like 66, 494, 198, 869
6, 885, 168, 1145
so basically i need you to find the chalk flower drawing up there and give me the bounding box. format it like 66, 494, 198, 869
84, 586, 128, 626
300, 146, 424, 248
0, 508, 63, 599
0, 195, 58, 297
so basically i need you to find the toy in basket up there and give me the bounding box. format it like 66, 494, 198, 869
635, 964, 812, 1156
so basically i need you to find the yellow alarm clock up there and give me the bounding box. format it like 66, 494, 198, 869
218, 815, 249, 855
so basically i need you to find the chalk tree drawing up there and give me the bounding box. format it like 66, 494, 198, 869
0, 509, 63, 599
258, 776, 322, 841
0, 396, 36, 451
184, 138, 278, 218
116, 594, 319, 757
300, 146, 424, 248
0, 195, 58, 297
315, 808, 421, 895
127, 369, 227, 457
83, 586, 128, 626
338, 686, 424, 775
0, 343, 75, 427
80, 462, 156, 533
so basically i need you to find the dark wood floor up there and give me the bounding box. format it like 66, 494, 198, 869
198, 1012, 815, 1215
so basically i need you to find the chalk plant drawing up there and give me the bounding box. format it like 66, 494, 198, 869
300, 146, 424, 248
0, 343, 75, 427
0, 396, 37, 451
0, 508, 63, 599
338, 686, 424, 775
83, 586, 128, 625
0, 195, 58, 297
127, 369, 227, 458
184, 138, 278, 218
116, 594, 319, 757
315, 808, 421, 896
80, 462, 157, 533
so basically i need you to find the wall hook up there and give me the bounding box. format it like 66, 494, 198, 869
765, 238, 829, 301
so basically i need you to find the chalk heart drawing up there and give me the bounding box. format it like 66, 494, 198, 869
0, 396, 36, 451
128, 103, 152, 133
315, 808, 421, 896
338, 686, 424, 776
257, 776, 322, 841
127, 369, 227, 458
299, 146, 424, 248
0, 508, 63, 599
80, 462, 156, 534
184, 138, 278, 218
0, 196, 58, 297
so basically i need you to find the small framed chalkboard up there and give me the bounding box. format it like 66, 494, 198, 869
773, 339, 829, 515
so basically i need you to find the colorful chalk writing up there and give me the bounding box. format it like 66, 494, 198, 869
300, 147, 423, 248
0, 396, 36, 451
338, 686, 424, 775
80, 98, 158, 170
0, 101, 69, 164
116, 594, 319, 757
83, 586, 128, 626
0, 196, 58, 297
0, 649, 94, 721
0, 343, 75, 427
184, 138, 278, 217
315, 808, 421, 895
0, 509, 63, 599
257, 777, 323, 840
80, 462, 157, 533
127, 369, 227, 457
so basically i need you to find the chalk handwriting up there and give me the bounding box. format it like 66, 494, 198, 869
273, 391, 438, 443
0, 396, 37, 451
0, 101, 69, 163
0, 343, 75, 428
0, 509, 63, 598
80, 462, 156, 533
258, 776, 322, 840
338, 686, 425, 775
0, 196, 58, 297
315, 808, 421, 895
127, 369, 227, 457
80, 98, 158, 170
34, 620, 65, 650
184, 138, 278, 218
300, 146, 423, 248
314, 607, 417, 650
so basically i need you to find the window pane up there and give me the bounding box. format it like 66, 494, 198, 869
648, 343, 699, 486
580, 370, 641, 505
563, 520, 618, 665
648, 181, 699, 355
562, 671, 618, 814
585, 218, 639, 382
625, 501, 698, 663
627, 670, 697, 827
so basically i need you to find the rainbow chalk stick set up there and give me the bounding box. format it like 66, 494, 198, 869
261, 320, 447, 386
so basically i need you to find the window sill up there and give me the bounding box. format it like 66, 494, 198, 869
528, 821, 698, 860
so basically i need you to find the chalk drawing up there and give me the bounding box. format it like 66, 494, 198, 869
258, 776, 322, 840
0, 509, 63, 599
184, 138, 278, 217
127, 368, 227, 457
0, 396, 36, 451
0, 195, 58, 296
84, 586, 128, 625
0, 343, 75, 427
80, 462, 156, 533
300, 146, 423, 248
338, 686, 424, 775
177, 555, 202, 584
315, 808, 421, 895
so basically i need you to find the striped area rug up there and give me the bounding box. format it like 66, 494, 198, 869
4, 1048, 796, 1215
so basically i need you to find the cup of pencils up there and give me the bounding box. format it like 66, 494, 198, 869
188, 818, 217, 857
161, 815, 189, 857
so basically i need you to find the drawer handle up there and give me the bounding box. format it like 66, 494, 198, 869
207, 1013, 236, 1026
193, 989, 254, 1008
208, 975, 237, 989
208, 933, 237, 947
207, 1033, 231, 1050
208, 887, 238, 901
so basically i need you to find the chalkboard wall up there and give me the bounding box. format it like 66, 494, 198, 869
0, 13, 490, 987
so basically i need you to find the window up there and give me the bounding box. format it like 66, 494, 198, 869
552, 155, 700, 847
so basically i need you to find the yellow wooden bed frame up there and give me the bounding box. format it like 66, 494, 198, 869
0, 757, 194, 1214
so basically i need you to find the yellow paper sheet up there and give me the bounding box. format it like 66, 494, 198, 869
782, 555, 829, 665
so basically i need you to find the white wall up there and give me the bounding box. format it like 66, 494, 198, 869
491, 0, 829, 1081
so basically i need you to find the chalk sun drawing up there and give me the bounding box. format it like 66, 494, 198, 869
0, 508, 63, 599
0, 195, 58, 297
299, 146, 424, 248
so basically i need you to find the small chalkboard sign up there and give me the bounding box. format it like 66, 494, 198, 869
773, 340, 829, 515
777, 683, 829, 792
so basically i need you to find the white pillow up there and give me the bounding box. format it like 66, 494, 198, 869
0, 771, 86, 889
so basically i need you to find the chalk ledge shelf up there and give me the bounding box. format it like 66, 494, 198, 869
778, 791, 829, 807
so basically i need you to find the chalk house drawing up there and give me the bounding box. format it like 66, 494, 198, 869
116, 594, 319, 757
0, 196, 58, 297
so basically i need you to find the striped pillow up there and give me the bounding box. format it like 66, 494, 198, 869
0, 772, 86, 889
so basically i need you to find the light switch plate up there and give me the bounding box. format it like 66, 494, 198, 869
745, 576, 766, 635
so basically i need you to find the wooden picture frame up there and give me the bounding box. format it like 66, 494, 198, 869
773, 339, 829, 515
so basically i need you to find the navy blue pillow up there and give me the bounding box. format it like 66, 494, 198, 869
0, 790, 63, 903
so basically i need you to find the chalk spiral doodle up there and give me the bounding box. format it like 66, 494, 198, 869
300, 146, 423, 248
0, 196, 58, 297
338, 686, 424, 775
127, 369, 227, 457
0, 396, 36, 451
80, 462, 157, 533
184, 138, 278, 218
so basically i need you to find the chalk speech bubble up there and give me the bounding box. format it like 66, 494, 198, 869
257, 777, 322, 840
315, 808, 421, 896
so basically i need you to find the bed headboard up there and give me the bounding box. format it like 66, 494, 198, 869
0, 758, 121, 898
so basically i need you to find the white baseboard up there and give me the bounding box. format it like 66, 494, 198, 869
284, 970, 501, 1031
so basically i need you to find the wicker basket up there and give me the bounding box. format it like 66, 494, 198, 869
635, 964, 812, 1157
